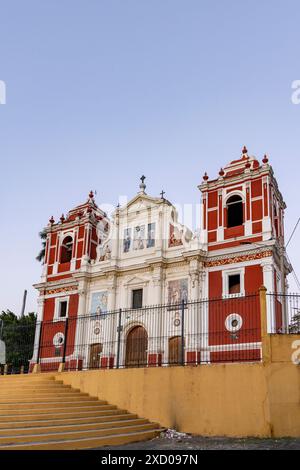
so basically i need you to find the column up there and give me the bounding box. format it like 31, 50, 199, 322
73, 281, 88, 369
148, 267, 164, 366
185, 259, 201, 364
31, 297, 45, 366
101, 275, 117, 368
261, 262, 275, 333
217, 189, 224, 241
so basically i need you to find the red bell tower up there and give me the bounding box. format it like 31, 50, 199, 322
199, 146, 291, 335
32, 192, 109, 371
43, 191, 107, 279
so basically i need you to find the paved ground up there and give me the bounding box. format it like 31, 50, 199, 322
102, 433, 300, 450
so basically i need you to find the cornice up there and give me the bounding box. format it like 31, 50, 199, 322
198, 166, 270, 192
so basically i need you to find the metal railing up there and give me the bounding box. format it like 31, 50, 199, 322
267, 293, 300, 334
29, 293, 262, 372
3, 291, 299, 374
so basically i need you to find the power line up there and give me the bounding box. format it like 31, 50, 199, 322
286, 217, 300, 248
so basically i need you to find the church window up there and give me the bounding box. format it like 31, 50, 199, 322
226, 195, 243, 228
60, 236, 73, 263
58, 301, 68, 318
147, 223, 156, 248
133, 225, 145, 250
123, 228, 132, 253
222, 269, 245, 298
228, 274, 241, 294
132, 289, 143, 309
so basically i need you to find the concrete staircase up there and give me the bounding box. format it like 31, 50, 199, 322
0, 375, 161, 449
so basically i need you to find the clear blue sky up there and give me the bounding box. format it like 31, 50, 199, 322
0, 0, 299, 314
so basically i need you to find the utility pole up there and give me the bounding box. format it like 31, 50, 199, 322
20, 290, 27, 317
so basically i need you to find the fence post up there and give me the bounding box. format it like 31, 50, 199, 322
116, 309, 122, 369
4, 364, 7, 375
58, 317, 69, 373
33, 321, 42, 373
259, 286, 271, 364
20, 366, 24, 374
181, 299, 185, 366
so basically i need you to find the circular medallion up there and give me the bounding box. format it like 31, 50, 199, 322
225, 313, 243, 332
53, 332, 65, 347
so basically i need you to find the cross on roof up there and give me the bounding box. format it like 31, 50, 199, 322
140, 175, 146, 184
160, 190, 165, 199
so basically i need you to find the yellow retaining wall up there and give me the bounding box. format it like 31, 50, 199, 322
53, 334, 300, 438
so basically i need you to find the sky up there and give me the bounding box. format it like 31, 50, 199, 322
0, 0, 300, 314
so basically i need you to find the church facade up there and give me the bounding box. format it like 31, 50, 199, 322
31, 147, 290, 371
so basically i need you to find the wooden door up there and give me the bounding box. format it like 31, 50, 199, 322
168, 336, 182, 365
125, 326, 148, 367
89, 343, 102, 369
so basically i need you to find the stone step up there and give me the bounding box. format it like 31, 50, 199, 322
0, 384, 75, 393
0, 407, 123, 422
0, 413, 138, 429
0, 427, 161, 450
0, 377, 57, 384
0, 395, 95, 403
0, 391, 89, 399
0, 405, 116, 417
0, 400, 107, 410
0, 422, 157, 445
0, 418, 149, 436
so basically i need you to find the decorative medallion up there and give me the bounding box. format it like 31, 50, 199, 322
53, 332, 65, 347
225, 313, 243, 333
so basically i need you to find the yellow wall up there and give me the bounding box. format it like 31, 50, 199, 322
53, 335, 300, 438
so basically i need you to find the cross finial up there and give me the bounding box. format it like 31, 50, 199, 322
139, 175, 146, 193
160, 190, 165, 199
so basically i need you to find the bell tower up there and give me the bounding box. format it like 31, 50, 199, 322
199, 146, 286, 250
199, 146, 291, 331
42, 191, 109, 280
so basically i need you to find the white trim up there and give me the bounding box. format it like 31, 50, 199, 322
224, 190, 245, 205
53, 296, 69, 321
222, 267, 245, 298
208, 342, 261, 352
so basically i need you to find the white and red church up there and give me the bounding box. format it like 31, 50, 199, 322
31, 147, 291, 371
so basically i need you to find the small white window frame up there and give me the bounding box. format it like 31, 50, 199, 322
222, 267, 245, 298
54, 296, 69, 321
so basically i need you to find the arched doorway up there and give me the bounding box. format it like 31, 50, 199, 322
125, 326, 148, 367
168, 336, 183, 365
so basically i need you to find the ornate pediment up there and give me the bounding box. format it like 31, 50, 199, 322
124, 275, 149, 287
121, 194, 161, 215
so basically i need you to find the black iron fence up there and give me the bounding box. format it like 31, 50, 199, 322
267, 293, 300, 334
2, 292, 299, 374
15, 293, 262, 372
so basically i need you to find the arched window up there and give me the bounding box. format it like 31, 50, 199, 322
60, 236, 73, 263
226, 195, 243, 228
